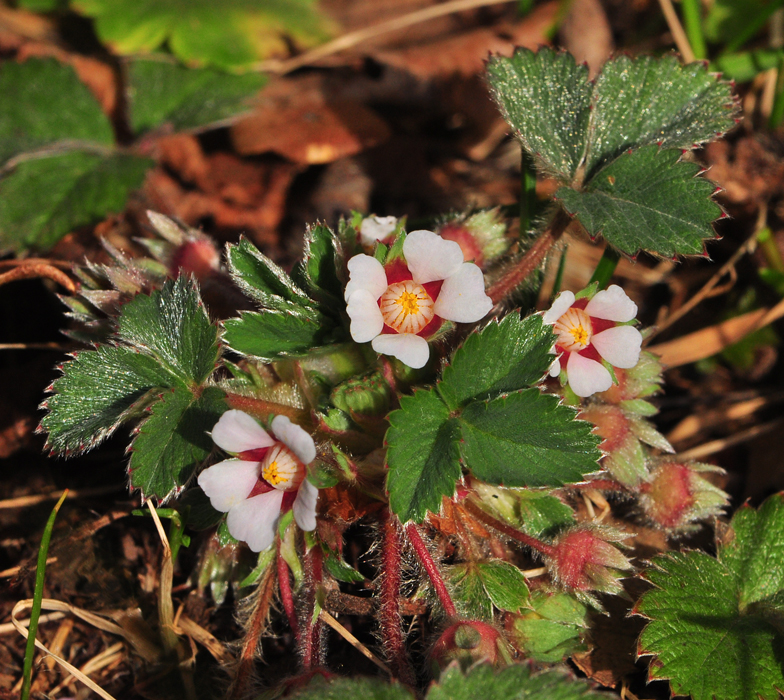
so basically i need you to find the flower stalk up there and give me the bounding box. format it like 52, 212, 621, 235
405, 522, 457, 618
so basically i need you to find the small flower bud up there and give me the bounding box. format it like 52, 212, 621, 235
437, 209, 509, 269
169, 239, 221, 280
331, 370, 392, 418
596, 351, 664, 404
430, 621, 509, 674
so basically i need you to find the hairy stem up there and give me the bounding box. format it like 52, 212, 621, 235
380, 513, 415, 684
405, 523, 457, 619
463, 500, 556, 557
277, 539, 299, 641
301, 546, 325, 671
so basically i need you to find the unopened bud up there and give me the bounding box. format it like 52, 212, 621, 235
430, 621, 509, 674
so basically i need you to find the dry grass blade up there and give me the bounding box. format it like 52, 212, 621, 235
656, 0, 695, 62
0, 485, 124, 510
0, 263, 76, 293
675, 418, 784, 461
318, 610, 392, 675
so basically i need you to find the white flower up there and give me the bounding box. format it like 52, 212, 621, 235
198, 410, 318, 552
543, 285, 642, 398
360, 215, 398, 246
344, 230, 493, 368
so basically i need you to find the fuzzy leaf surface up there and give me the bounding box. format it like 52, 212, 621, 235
0, 151, 152, 252
637, 493, 784, 700
73, 0, 333, 71
295, 223, 345, 306
555, 146, 721, 257
486, 48, 590, 181
438, 314, 555, 410
585, 55, 738, 176
129, 386, 225, 501
126, 57, 266, 134
458, 390, 600, 487
427, 664, 608, 700
386, 389, 461, 523
448, 563, 493, 620
475, 560, 530, 612
41, 347, 174, 455
0, 59, 113, 164
118, 276, 219, 386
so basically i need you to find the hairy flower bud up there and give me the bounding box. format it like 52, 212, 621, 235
437, 209, 509, 269
430, 621, 509, 674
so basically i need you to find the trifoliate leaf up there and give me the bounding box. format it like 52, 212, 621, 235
285, 675, 415, 700
223, 309, 334, 361
459, 390, 600, 487
0, 59, 113, 165
227, 237, 316, 313
637, 493, 784, 700
294, 223, 345, 307
386, 389, 461, 523
555, 146, 721, 257
41, 346, 174, 455
129, 386, 225, 502
437, 314, 555, 410
585, 55, 739, 177
118, 275, 220, 386
0, 150, 153, 253
73, 0, 335, 72
427, 664, 608, 700
126, 57, 266, 134
486, 48, 591, 181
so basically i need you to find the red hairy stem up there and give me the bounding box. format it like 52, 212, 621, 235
380, 513, 416, 684
405, 523, 457, 619
301, 545, 325, 671
486, 209, 572, 304
225, 393, 312, 427
277, 539, 299, 641
229, 565, 277, 700
572, 479, 629, 493
463, 500, 556, 557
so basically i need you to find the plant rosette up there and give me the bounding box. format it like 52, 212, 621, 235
544, 285, 643, 398
344, 229, 493, 369
198, 410, 319, 552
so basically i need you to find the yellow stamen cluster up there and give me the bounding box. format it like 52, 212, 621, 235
554, 307, 593, 352
261, 444, 304, 491
379, 280, 435, 334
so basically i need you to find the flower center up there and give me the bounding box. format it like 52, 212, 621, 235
554, 307, 593, 352
261, 444, 305, 492
379, 280, 435, 334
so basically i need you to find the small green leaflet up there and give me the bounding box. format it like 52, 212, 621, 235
126, 57, 267, 134
284, 675, 415, 700
636, 493, 784, 700
555, 147, 721, 257
294, 223, 346, 307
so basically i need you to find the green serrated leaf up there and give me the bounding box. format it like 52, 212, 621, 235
459, 390, 600, 487
0, 151, 153, 253
227, 237, 316, 312
428, 664, 607, 700
475, 561, 530, 613
295, 223, 345, 306
0, 59, 113, 165
386, 389, 461, 523
637, 493, 784, 700
73, 0, 335, 72
129, 386, 225, 501
585, 55, 738, 177
448, 563, 493, 620
474, 484, 575, 538
223, 309, 334, 361
126, 57, 266, 134
41, 346, 174, 455
556, 146, 721, 257
486, 47, 591, 181
118, 276, 220, 386
285, 674, 415, 700
438, 314, 555, 410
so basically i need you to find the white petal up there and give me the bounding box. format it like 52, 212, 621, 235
293, 479, 319, 532
543, 291, 576, 324
211, 410, 274, 453
346, 288, 384, 343
585, 284, 637, 322
372, 332, 430, 369
592, 326, 643, 369
226, 490, 284, 552
548, 356, 561, 377
344, 254, 387, 302
198, 459, 259, 512
565, 352, 613, 397
433, 263, 492, 323
271, 415, 317, 465
360, 216, 397, 245
404, 230, 464, 284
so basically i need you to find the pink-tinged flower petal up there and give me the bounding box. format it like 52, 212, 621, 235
433, 263, 492, 323
226, 490, 285, 552
372, 332, 430, 368
404, 230, 464, 284
293, 479, 319, 531
566, 352, 613, 397
198, 459, 259, 512
271, 415, 316, 465
211, 410, 274, 453
543, 291, 576, 324
549, 355, 561, 377
346, 288, 384, 343
360, 216, 397, 245
592, 325, 643, 368
585, 284, 637, 322
345, 254, 387, 302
